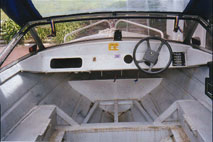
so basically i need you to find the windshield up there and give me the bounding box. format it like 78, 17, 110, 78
32, 0, 190, 17
61, 18, 212, 50
0, 12, 212, 68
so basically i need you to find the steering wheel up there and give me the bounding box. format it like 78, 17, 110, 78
133, 37, 172, 74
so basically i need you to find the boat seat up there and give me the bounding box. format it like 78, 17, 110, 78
155, 100, 212, 142
4, 105, 57, 142
178, 100, 212, 142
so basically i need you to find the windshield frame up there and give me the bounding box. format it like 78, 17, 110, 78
0, 11, 212, 68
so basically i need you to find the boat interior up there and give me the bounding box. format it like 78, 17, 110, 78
0, 68, 212, 142
0, 11, 212, 142
0, 37, 212, 142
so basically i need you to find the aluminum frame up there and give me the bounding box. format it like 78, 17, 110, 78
0, 12, 212, 67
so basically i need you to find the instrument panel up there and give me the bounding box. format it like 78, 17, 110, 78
18, 40, 212, 73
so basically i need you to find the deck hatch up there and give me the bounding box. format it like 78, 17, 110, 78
50, 58, 82, 69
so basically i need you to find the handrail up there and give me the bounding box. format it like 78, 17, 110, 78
115, 19, 164, 38
64, 20, 112, 43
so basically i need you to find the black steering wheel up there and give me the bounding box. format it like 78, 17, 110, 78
133, 37, 173, 74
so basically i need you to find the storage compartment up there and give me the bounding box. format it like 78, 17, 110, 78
50, 58, 82, 68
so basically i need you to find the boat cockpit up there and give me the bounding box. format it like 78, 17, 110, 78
0, 2, 212, 142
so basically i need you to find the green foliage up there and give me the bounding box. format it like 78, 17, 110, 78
53, 22, 83, 43
35, 25, 51, 41
1, 19, 21, 43
1, 19, 84, 44
35, 21, 84, 44
1, 10, 10, 21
